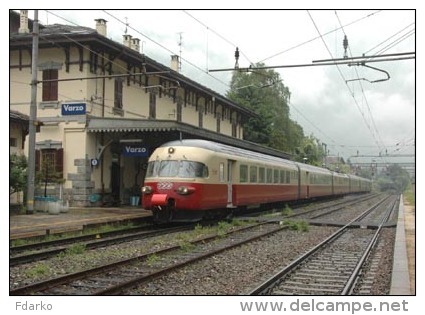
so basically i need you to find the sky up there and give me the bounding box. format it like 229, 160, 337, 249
4, 4, 422, 315
24, 9, 416, 174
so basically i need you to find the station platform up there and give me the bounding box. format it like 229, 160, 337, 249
9, 207, 152, 240
390, 195, 415, 295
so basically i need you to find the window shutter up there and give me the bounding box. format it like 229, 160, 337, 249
55, 148, 64, 175
35, 149, 40, 171
50, 70, 58, 101
42, 70, 58, 101
42, 71, 50, 101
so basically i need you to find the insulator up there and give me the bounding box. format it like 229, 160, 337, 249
343, 35, 348, 50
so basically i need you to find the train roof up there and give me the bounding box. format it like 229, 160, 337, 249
158, 139, 297, 167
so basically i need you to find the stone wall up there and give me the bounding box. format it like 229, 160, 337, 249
67, 158, 94, 207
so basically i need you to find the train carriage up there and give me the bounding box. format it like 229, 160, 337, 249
333, 172, 350, 195
297, 163, 334, 199
348, 174, 372, 193
142, 139, 371, 223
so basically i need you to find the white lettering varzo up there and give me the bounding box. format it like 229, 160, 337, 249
63, 104, 84, 111
125, 146, 146, 153
157, 182, 173, 190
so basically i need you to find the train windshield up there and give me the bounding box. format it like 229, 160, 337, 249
146, 160, 208, 178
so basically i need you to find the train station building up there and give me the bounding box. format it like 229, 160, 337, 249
10, 10, 289, 207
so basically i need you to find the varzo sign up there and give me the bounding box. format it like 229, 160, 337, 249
61, 102, 86, 116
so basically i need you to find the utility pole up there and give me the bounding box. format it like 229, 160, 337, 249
26, 10, 39, 214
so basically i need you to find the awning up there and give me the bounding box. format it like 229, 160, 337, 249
86, 117, 291, 159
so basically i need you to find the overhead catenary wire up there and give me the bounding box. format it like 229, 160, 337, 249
334, 10, 389, 162
102, 10, 232, 92
307, 10, 392, 161
258, 10, 382, 64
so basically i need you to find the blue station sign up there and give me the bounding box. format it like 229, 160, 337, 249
61, 102, 86, 116
122, 145, 149, 157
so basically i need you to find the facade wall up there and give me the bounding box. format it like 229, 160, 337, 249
10, 31, 248, 206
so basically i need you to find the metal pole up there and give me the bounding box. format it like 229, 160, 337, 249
26, 10, 39, 214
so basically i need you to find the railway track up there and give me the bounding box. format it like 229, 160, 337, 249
11, 221, 288, 295
250, 193, 381, 223
10, 224, 193, 266
248, 195, 397, 295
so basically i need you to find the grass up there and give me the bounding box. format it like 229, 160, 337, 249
25, 263, 50, 278
404, 187, 415, 206
145, 253, 160, 266
57, 244, 86, 258
282, 219, 309, 232
281, 204, 293, 216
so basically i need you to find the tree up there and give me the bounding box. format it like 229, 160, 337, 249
10, 153, 27, 196
293, 135, 326, 166
36, 155, 65, 197
227, 63, 304, 153
377, 164, 411, 193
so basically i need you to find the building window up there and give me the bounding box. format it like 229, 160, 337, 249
198, 106, 204, 128
216, 113, 221, 133
232, 122, 237, 137
42, 69, 58, 102
176, 101, 182, 122
35, 148, 64, 183
149, 91, 156, 119
114, 78, 123, 109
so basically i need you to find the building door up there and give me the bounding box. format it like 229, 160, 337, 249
111, 155, 120, 205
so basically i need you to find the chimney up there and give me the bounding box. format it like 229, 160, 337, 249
123, 34, 132, 47
18, 10, 30, 34
171, 55, 180, 72
131, 38, 140, 52
95, 18, 107, 37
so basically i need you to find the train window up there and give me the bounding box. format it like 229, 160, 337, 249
259, 167, 265, 183
266, 169, 273, 183
250, 166, 257, 183
274, 170, 279, 183
156, 160, 208, 178
240, 165, 248, 183
286, 171, 290, 183
159, 160, 179, 177
280, 170, 285, 184
219, 163, 225, 182
178, 161, 209, 178
146, 161, 160, 177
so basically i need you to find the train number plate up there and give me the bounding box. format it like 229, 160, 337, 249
157, 182, 173, 190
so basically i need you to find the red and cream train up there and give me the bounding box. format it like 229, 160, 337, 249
142, 139, 371, 223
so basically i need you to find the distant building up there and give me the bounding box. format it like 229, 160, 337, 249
10, 10, 279, 206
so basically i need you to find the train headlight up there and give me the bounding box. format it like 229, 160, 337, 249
142, 186, 153, 194
176, 186, 195, 195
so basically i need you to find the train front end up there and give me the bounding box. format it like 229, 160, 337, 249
141, 143, 214, 223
